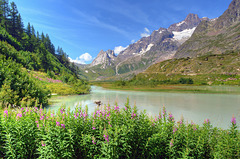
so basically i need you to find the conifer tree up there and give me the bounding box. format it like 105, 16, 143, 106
26, 22, 31, 36
8, 2, 18, 37
0, 0, 9, 29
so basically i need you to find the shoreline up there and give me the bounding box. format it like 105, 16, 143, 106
93, 83, 240, 95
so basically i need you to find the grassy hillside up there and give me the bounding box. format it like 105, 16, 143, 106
137, 52, 240, 85
146, 52, 240, 75
79, 64, 116, 81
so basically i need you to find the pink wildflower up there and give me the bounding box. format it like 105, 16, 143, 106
41, 141, 45, 146
40, 116, 44, 120
204, 119, 210, 124
56, 121, 60, 126
168, 113, 174, 122
16, 113, 22, 118
173, 127, 177, 134
104, 134, 109, 142
61, 124, 65, 128
4, 110, 8, 117
231, 115, 236, 125
170, 139, 174, 147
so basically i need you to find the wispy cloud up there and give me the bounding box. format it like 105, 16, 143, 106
140, 27, 150, 37
30, 22, 61, 32
72, 9, 129, 38
18, 7, 54, 18
96, 0, 150, 25
53, 35, 82, 50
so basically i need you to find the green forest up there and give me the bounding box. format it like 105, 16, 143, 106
0, 0, 90, 108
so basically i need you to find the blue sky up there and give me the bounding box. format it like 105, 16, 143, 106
12, 0, 231, 64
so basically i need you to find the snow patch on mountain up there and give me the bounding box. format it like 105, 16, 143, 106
159, 30, 165, 34
176, 21, 186, 26
146, 43, 154, 52
173, 27, 196, 41
139, 43, 154, 54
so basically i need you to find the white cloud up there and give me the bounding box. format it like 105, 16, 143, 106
140, 27, 150, 37
131, 40, 135, 43
114, 46, 128, 55
69, 53, 93, 64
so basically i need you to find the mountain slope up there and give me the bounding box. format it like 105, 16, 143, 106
116, 13, 203, 62
113, 14, 206, 77
145, 53, 240, 75
134, 52, 240, 86
0, 1, 90, 107
82, 13, 205, 80
174, 0, 240, 58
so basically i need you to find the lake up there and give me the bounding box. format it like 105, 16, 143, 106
48, 86, 240, 129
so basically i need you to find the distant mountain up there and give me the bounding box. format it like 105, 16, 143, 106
81, 13, 206, 80
117, 13, 204, 61
174, 0, 240, 58
90, 49, 116, 69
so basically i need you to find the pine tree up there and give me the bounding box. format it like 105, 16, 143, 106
44, 34, 55, 54
38, 42, 50, 71
0, 0, 9, 29
8, 2, 18, 37
15, 14, 24, 41
26, 22, 31, 36
31, 25, 35, 37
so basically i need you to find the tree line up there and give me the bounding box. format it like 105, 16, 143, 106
0, 0, 77, 74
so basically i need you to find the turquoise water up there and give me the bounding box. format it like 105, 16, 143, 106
48, 86, 240, 129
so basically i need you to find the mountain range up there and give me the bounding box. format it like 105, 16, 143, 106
78, 0, 240, 81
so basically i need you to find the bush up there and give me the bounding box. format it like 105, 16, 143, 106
0, 55, 50, 107
0, 102, 239, 158
178, 78, 194, 84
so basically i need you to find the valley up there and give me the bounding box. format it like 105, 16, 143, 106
1, 0, 240, 158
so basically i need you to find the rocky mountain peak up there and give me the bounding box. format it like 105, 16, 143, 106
90, 49, 116, 68
168, 13, 202, 32
185, 13, 200, 24
105, 49, 116, 58
174, 0, 240, 59
214, 0, 240, 29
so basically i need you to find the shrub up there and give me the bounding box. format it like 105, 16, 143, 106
0, 102, 239, 158
178, 77, 194, 84
0, 55, 50, 108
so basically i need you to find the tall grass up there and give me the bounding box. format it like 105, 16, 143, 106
0, 101, 239, 158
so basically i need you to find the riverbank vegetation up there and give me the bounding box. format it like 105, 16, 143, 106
93, 81, 240, 94
0, 0, 90, 108
0, 101, 239, 158
96, 67, 240, 93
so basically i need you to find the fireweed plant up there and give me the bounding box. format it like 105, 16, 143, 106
0, 99, 239, 158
